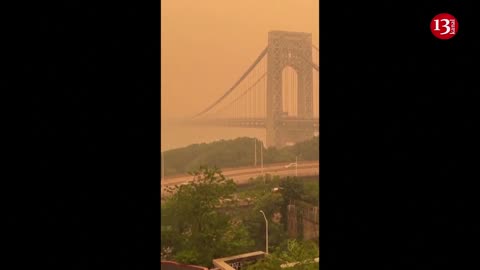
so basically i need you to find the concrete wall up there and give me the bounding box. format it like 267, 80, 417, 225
302, 206, 319, 241
287, 201, 319, 241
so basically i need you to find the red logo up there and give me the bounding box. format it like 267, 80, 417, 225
430, 13, 458, 40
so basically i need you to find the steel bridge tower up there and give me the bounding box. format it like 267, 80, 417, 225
266, 31, 315, 147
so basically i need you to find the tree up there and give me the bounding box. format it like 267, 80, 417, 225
245, 239, 319, 270
243, 190, 286, 251
277, 177, 306, 228
279, 177, 305, 204
161, 166, 254, 267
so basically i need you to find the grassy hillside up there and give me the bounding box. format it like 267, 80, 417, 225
163, 136, 319, 176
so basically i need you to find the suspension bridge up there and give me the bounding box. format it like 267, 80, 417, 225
185, 31, 319, 148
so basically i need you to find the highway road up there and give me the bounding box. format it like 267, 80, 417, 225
161, 161, 319, 198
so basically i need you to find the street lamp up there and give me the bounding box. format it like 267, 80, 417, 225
260, 141, 264, 183
295, 155, 298, 177
260, 141, 266, 184
259, 210, 269, 254
254, 138, 257, 167
161, 151, 165, 182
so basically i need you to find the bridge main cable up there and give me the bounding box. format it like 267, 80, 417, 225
193, 45, 269, 118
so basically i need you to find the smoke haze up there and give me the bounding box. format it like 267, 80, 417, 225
161, 0, 319, 150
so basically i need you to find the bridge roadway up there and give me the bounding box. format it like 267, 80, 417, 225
161, 161, 319, 198
185, 118, 319, 129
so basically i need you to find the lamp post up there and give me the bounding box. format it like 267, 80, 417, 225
161, 151, 165, 181
254, 138, 257, 167
295, 155, 298, 177
259, 210, 268, 254
260, 141, 264, 183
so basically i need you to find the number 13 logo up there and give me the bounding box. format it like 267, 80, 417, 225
430, 13, 458, 40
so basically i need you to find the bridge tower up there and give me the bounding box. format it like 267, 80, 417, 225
266, 31, 315, 147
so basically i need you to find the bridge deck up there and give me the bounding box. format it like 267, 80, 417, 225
187, 118, 319, 128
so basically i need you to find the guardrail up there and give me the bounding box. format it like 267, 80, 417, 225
161, 261, 209, 270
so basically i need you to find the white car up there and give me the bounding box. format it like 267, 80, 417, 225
284, 163, 297, 168
271, 187, 284, 192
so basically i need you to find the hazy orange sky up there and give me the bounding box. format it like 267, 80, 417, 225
161, 0, 319, 120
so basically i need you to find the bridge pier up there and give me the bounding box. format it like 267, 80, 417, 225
277, 127, 315, 147
267, 120, 316, 148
